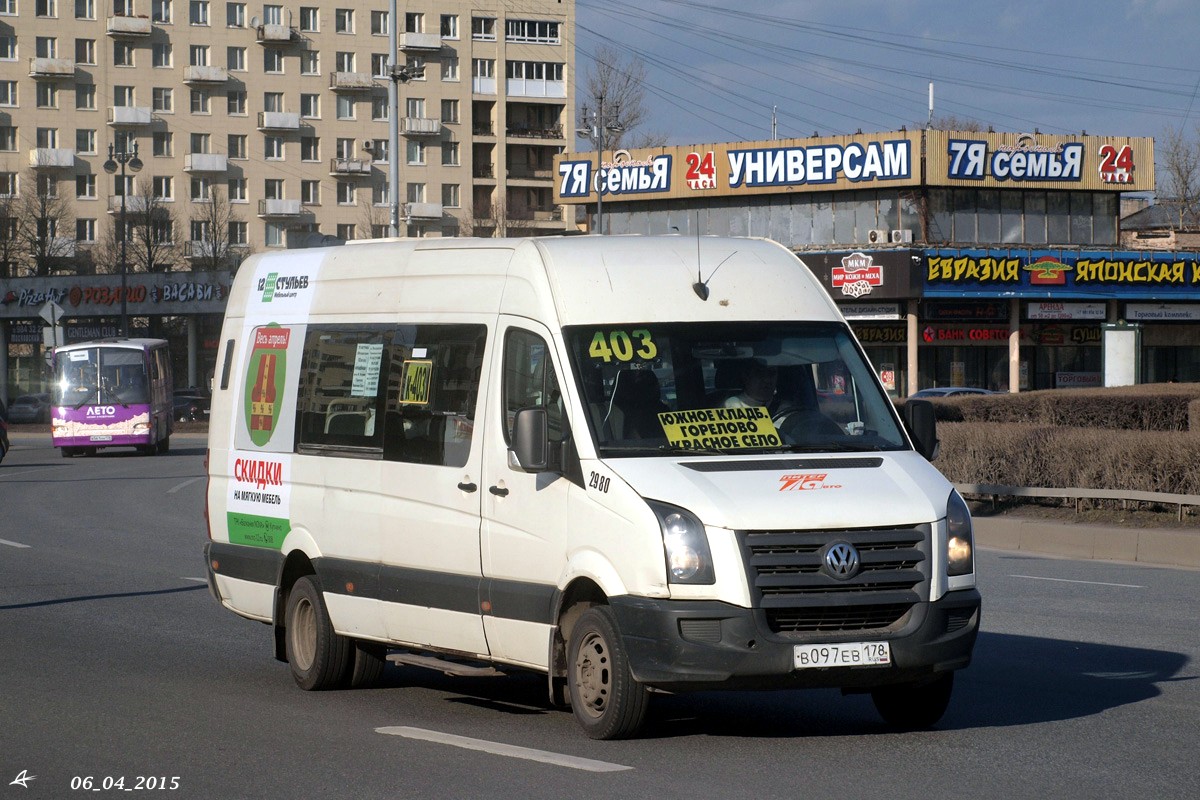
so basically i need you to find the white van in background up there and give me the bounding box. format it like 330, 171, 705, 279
204, 235, 980, 739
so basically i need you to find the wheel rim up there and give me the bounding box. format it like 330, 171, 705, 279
573, 630, 611, 720
290, 596, 317, 672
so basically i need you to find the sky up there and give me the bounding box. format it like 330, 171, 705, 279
573, 0, 1200, 151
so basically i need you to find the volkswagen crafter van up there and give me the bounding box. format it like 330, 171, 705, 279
204, 235, 980, 739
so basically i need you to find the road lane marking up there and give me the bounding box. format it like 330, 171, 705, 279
0, 538, 31, 549
167, 477, 204, 494
181, 577, 208, 583
1011, 574, 1144, 589
376, 726, 633, 772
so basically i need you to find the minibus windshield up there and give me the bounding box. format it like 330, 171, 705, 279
54, 347, 150, 407
565, 322, 908, 456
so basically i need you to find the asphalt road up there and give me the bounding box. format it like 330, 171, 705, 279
1, 432, 1197, 799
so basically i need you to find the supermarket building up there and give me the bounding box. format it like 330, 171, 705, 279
554, 129, 1193, 395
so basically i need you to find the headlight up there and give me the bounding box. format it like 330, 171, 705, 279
648, 500, 715, 585
946, 489, 974, 577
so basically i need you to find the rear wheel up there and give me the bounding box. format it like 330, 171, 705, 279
871, 672, 955, 729
349, 640, 387, 688
567, 605, 649, 740
284, 575, 353, 690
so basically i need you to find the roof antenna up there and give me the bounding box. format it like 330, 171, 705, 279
692, 210, 708, 300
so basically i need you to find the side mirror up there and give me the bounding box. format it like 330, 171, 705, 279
511, 407, 548, 471
902, 399, 939, 461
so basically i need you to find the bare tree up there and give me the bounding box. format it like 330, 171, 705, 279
358, 195, 388, 239
126, 177, 181, 273
926, 115, 985, 132
455, 195, 536, 238
16, 171, 76, 276
0, 192, 21, 278
191, 186, 247, 270
580, 45, 668, 150
1158, 125, 1200, 229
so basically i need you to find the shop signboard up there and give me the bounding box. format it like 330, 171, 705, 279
0, 271, 233, 319
924, 249, 1200, 300
1026, 301, 1107, 320
1056, 371, 1102, 388
839, 302, 901, 320
1124, 303, 1200, 322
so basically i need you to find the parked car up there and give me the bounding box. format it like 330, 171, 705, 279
7, 393, 51, 424
909, 386, 996, 398
173, 389, 211, 422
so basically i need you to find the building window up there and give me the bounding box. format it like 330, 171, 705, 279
371, 53, 388, 78
190, 132, 210, 153
473, 58, 494, 78
406, 140, 425, 165
300, 136, 319, 161
76, 218, 96, 242
153, 176, 173, 200
300, 93, 319, 118
505, 19, 561, 44
152, 0, 171, 23
227, 177, 246, 202
114, 41, 134, 66
264, 135, 283, 160
471, 17, 495, 41
301, 180, 319, 205
0, 81, 15, 106
335, 51, 354, 72
191, 177, 211, 201
189, 0, 208, 26
190, 89, 210, 114
35, 127, 57, 148
336, 94, 355, 120
190, 44, 209, 66
440, 14, 458, 39
299, 6, 317, 31
441, 141, 459, 167
371, 96, 388, 121
229, 220, 247, 244
227, 89, 246, 115
441, 57, 459, 81
36, 83, 58, 108
336, 223, 355, 240
227, 133, 246, 159
264, 49, 283, 73
75, 128, 96, 153
153, 43, 172, 67
75, 174, 96, 198
75, 83, 96, 110
0, 173, 17, 197
441, 183, 459, 208
265, 222, 284, 246
404, 11, 422, 32
75, 38, 95, 65
441, 99, 459, 124
406, 183, 425, 203
300, 50, 319, 75
263, 91, 283, 112
264, 178, 283, 199
225, 1, 243, 27
334, 8, 353, 33
35, 36, 56, 58
75, 0, 94, 19
114, 85, 136, 106
227, 45, 245, 71
336, 182, 354, 205
153, 131, 173, 156
335, 137, 353, 159
152, 87, 173, 112
262, 3, 280, 24
0, 126, 14, 151
370, 9, 386, 35
405, 97, 425, 118
36, 0, 57, 17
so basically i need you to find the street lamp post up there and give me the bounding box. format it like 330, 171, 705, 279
577, 95, 625, 235
386, 0, 423, 238
103, 142, 142, 337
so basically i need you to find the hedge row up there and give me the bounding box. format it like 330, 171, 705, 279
936, 422, 1200, 496
910, 383, 1200, 432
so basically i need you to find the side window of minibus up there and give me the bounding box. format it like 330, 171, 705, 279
502, 329, 563, 444
295, 326, 389, 453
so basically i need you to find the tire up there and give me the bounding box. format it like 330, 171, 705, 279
566, 605, 649, 740
348, 640, 387, 688
61, 446, 76, 458
284, 575, 354, 691
871, 672, 955, 729
156, 435, 170, 455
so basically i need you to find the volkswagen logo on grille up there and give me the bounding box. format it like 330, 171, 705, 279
824, 541, 860, 580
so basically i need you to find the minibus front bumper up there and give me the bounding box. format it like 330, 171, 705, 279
608, 589, 981, 692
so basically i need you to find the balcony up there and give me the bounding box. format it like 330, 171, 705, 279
472, 123, 495, 137
405, 202, 443, 220
505, 78, 567, 100
398, 32, 442, 51
107, 106, 154, 126
473, 165, 495, 180
401, 117, 441, 136
507, 166, 554, 181
506, 125, 564, 141
28, 58, 76, 78
107, 15, 153, 37
184, 153, 229, 173
256, 24, 298, 44
257, 111, 301, 131
107, 195, 151, 213
183, 65, 229, 84
329, 72, 377, 91
29, 148, 76, 169
258, 198, 302, 217
329, 158, 372, 176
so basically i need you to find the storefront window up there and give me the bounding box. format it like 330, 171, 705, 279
1023, 192, 1047, 244
977, 190, 1000, 243
1000, 191, 1023, 243
811, 193, 834, 243
929, 190, 952, 243
1093, 193, 1117, 245
1069, 192, 1092, 245
1046, 192, 1070, 243
953, 189, 975, 242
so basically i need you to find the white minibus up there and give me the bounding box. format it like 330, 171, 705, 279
204, 235, 979, 739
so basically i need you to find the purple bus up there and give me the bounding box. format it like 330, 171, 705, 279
52, 338, 174, 457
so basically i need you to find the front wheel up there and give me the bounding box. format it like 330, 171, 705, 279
566, 605, 649, 740
871, 672, 955, 729
284, 575, 353, 691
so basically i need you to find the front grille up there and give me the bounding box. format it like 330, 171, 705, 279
741, 524, 930, 635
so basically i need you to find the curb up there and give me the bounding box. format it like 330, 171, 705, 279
974, 516, 1200, 569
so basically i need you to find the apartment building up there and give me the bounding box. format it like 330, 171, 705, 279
0, 0, 574, 275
